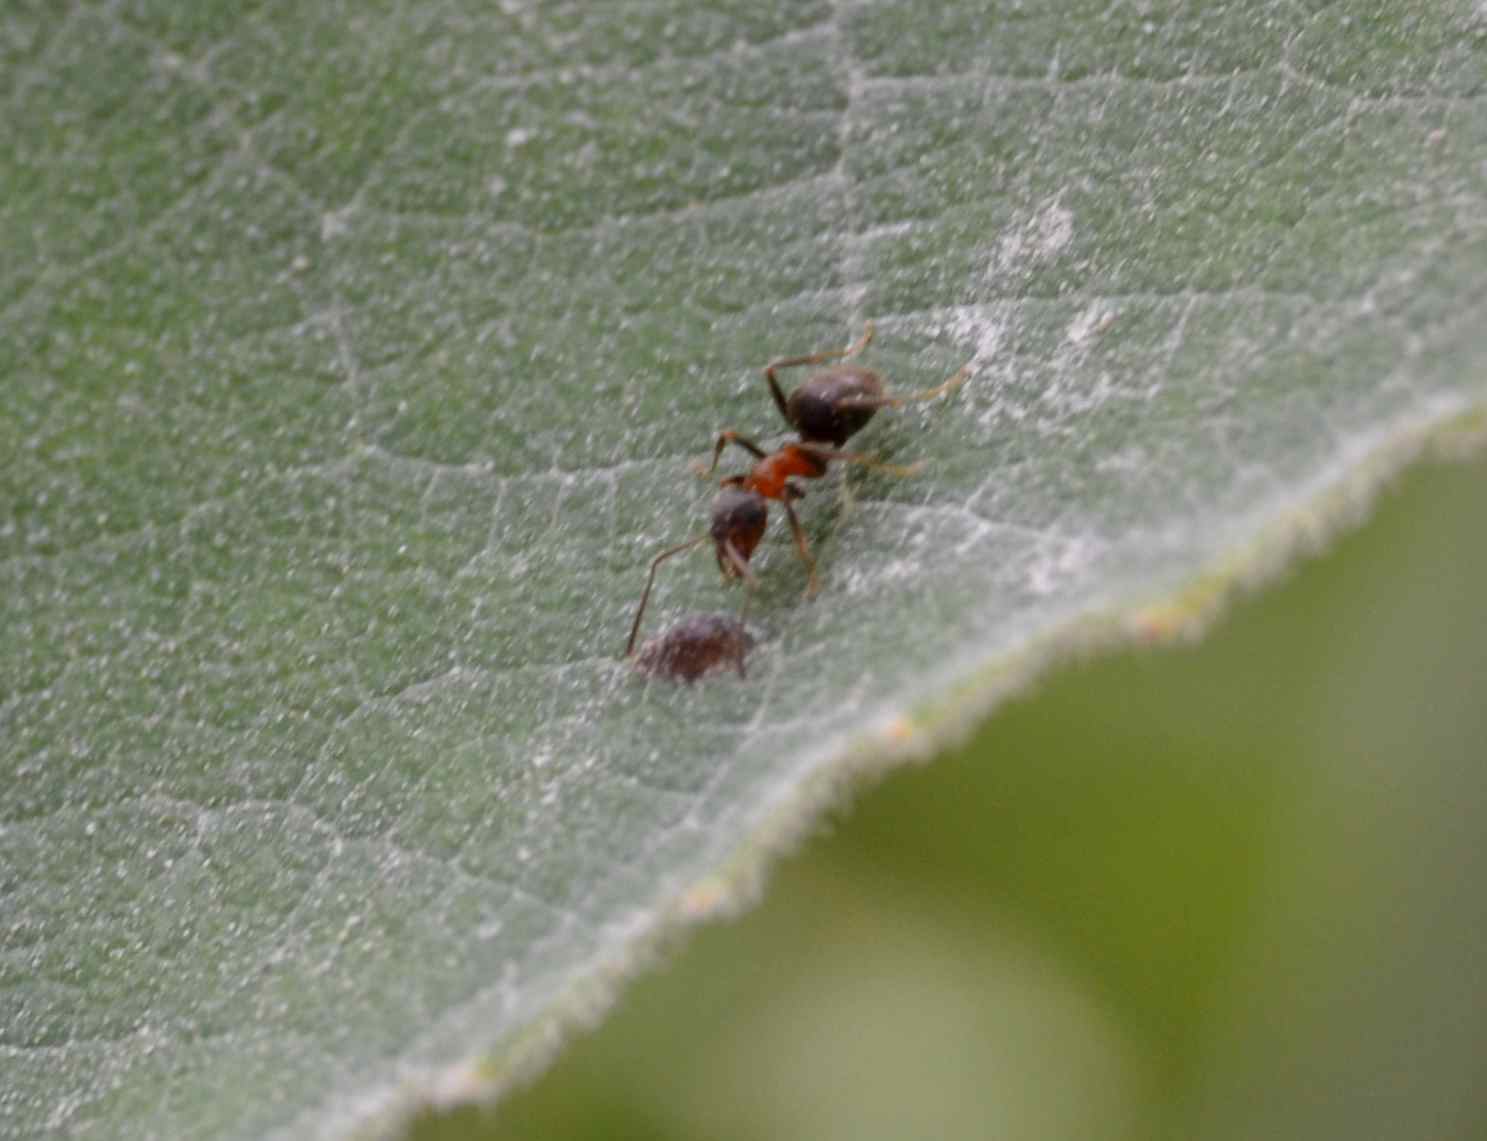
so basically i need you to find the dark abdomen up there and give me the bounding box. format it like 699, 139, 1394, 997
786, 365, 884, 446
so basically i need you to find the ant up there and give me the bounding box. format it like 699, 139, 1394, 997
623, 323, 970, 659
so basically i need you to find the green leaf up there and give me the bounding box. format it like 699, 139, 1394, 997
3, 2, 1484, 1138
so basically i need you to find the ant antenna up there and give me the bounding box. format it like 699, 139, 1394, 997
624, 536, 707, 657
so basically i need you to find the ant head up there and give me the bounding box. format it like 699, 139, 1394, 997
710, 485, 768, 573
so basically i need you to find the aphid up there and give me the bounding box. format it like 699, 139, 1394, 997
764, 321, 971, 448
631, 612, 755, 683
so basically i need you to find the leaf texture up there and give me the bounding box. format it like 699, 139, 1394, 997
3, 2, 1486, 1138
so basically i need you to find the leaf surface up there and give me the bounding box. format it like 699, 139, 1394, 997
3, 2, 1485, 1138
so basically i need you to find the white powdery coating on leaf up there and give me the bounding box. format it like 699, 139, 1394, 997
937, 307, 1006, 369
1025, 533, 1107, 597
1066, 303, 1117, 347
993, 198, 1075, 276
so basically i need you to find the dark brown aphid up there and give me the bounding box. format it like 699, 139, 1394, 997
632, 613, 754, 683
765, 321, 970, 447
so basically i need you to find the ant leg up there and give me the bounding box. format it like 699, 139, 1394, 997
696, 429, 769, 477
782, 500, 819, 597
718, 539, 759, 585
730, 543, 759, 659
803, 445, 925, 478
836, 361, 973, 412
764, 321, 876, 428
838, 464, 858, 518
624, 536, 707, 657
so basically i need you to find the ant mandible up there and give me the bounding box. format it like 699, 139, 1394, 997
623, 323, 970, 659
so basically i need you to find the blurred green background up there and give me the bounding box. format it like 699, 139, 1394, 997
420, 451, 1486, 1141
